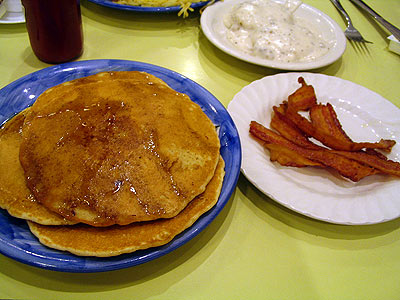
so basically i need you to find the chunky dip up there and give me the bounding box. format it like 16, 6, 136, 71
223, 0, 330, 63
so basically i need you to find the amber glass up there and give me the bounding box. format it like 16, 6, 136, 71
22, 0, 83, 64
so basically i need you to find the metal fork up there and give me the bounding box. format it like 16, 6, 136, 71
329, 0, 372, 44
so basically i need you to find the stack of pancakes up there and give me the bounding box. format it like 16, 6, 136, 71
0, 71, 224, 257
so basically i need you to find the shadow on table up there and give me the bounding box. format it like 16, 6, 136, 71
0, 189, 236, 294
237, 174, 400, 250
0, 22, 26, 34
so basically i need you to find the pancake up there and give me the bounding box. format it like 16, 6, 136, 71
0, 109, 75, 225
28, 156, 225, 257
20, 74, 220, 226
25, 71, 168, 122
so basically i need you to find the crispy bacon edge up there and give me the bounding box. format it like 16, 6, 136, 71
250, 121, 380, 182
285, 78, 396, 152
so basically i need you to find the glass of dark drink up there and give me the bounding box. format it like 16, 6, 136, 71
21, 0, 83, 64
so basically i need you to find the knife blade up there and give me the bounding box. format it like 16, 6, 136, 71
349, 0, 400, 41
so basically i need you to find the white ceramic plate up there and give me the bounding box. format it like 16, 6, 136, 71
200, 0, 346, 70
228, 73, 400, 225
0, 10, 25, 24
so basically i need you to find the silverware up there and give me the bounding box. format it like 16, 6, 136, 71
349, 0, 400, 41
329, 0, 372, 44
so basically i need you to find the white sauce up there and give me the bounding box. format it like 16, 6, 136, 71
223, 0, 330, 63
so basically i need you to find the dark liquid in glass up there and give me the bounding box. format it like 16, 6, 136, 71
22, 0, 83, 64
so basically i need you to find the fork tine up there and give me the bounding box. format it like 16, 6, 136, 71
330, 0, 373, 44
345, 29, 373, 44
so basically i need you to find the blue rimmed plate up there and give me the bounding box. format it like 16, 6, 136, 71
87, 0, 211, 13
0, 59, 241, 272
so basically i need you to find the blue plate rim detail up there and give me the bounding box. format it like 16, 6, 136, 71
87, 0, 211, 12
0, 59, 241, 273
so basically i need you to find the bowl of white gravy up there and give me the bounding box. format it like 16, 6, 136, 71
201, 0, 346, 70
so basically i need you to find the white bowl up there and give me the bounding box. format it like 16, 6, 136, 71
201, 0, 347, 70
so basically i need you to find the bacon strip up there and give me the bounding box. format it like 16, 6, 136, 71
263, 143, 323, 167
270, 104, 400, 177
331, 149, 400, 177
250, 121, 380, 182
271, 105, 322, 150
287, 77, 317, 112
310, 103, 353, 143
285, 107, 396, 152
284, 78, 396, 152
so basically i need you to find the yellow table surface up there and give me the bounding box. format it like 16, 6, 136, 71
1, 0, 399, 299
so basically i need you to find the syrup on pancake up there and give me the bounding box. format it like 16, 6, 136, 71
25, 71, 168, 123
28, 156, 225, 257
0, 71, 224, 257
0, 109, 75, 225
19, 73, 221, 226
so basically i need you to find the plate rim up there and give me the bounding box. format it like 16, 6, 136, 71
87, 0, 212, 12
0, 59, 242, 272
0, 10, 25, 24
200, 0, 347, 70
227, 72, 400, 225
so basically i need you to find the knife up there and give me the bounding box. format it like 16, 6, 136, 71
349, 0, 400, 41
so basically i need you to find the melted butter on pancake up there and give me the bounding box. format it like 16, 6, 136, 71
20, 76, 220, 226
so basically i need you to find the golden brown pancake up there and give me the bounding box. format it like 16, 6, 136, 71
25, 71, 168, 122
20, 75, 220, 226
0, 109, 75, 225
28, 156, 225, 257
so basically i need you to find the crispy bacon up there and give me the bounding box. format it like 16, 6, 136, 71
250, 121, 380, 182
263, 143, 323, 167
331, 149, 400, 177
310, 103, 353, 143
287, 77, 317, 112
250, 77, 399, 182
284, 78, 396, 152
270, 105, 400, 177
285, 107, 396, 152
270, 105, 322, 150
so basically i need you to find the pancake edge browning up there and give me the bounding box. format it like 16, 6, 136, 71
0, 108, 76, 225
27, 156, 225, 257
